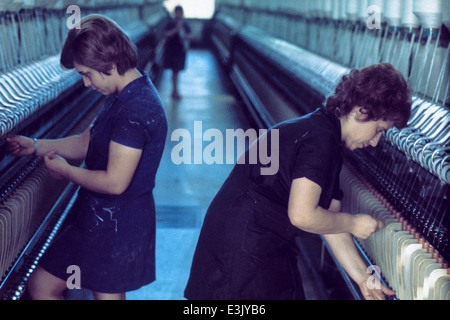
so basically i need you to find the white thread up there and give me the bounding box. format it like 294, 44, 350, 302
332, 0, 346, 21
442, 0, 450, 29
339, 0, 347, 20
346, 0, 359, 21
413, 0, 443, 29
331, 0, 339, 20
385, 0, 402, 27
0, 1, 11, 11
322, 0, 333, 19
358, 0, 369, 22
369, 0, 385, 14
402, 0, 420, 28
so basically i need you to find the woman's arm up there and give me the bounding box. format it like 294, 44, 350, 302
324, 199, 395, 299
323, 232, 396, 300
7, 125, 91, 161
44, 140, 142, 195
288, 177, 382, 239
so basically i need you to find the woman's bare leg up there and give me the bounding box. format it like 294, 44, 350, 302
92, 291, 126, 300
28, 266, 126, 300
28, 266, 67, 300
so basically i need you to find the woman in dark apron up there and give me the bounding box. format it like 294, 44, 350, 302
184, 63, 411, 300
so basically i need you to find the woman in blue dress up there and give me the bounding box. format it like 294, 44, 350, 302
6, 15, 167, 300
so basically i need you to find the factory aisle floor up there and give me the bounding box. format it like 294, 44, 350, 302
127, 48, 251, 299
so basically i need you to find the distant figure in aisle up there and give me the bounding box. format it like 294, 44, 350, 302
163, 5, 192, 100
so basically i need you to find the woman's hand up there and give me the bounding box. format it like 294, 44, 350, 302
351, 214, 384, 239
358, 276, 396, 300
5, 136, 35, 156
44, 151, 69, 180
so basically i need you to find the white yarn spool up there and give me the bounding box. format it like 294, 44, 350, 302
7, 0, 24, 11
369, 0, 385, 11
332, 0, 346, 20
385, 0, 402, 27
278, 0, 290, 11
402, 0, 420, 28
44, 0, 59, 9
284, 0, 296, 13
339, 0, 347, 20
311, 0, 323, 18
303, 0, 315, 17
34, 0, 48, 8
358, 0, 369, 22
52, 0, 63, 9
245, 0, 253, 9
22, 0, 34, 9
368, 0, 385, 21
413, 0, 443, 29
0, 1, 13, 11
285, 0, 297, 12
322, 0, 333, 19
267, 0, 278, 11
331, 0, 341, 20
442, 0, 449, 29
366, 0, 384, 27
295, 1, 305, 15
346, 0, 359, 21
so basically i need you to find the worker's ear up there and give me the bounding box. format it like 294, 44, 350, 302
100, 65, 117, 79
353, 106, 369, 121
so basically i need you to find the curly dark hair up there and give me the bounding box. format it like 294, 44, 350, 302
325, 63, 412, 129
60, 15, 137, 76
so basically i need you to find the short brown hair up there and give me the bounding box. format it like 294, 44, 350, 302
325, 63, 412, 129
60, 14, 137, 75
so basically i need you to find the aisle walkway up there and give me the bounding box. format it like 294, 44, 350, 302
127, 49, 251, 299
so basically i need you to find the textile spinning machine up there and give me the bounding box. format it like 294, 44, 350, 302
211, 0, 450, 300
0, 0, 168, 300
